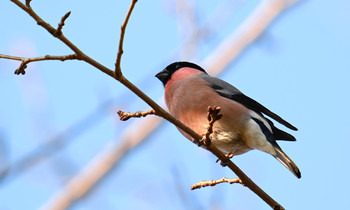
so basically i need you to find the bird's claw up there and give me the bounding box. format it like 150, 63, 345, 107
216, 153, 234, 166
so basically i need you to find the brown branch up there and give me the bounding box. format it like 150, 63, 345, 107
0, 54, 78, 75
117, 109, 156, 121
115, 0, 138, 76
4, 0, 291, 209
191, 177, 242, 190
54, 11, 71, 37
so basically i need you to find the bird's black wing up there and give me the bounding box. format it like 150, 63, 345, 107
202, 75, 298, 131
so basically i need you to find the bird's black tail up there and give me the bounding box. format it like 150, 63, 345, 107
274, 147, 301, 178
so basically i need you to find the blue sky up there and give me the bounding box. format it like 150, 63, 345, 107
0, 0, 349, 209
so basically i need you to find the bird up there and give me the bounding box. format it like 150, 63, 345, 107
155, 61, 301, 178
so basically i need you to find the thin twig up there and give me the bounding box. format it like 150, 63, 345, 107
54, 11, 71, 37
191, 177, 242, 190
0, 54, 78, 62
201, 106, 222, 146
115, 0, 138, 76
0, 54, 78, 75
117, 109, 156, 121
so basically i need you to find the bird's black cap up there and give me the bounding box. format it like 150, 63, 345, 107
155, 61, 206, 86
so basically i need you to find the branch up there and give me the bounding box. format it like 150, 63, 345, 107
191, 177, 242, 190
0, 54, 78, 75
117, 109, 156, 121
3, 0, 298, 209
115, 0, 138, 76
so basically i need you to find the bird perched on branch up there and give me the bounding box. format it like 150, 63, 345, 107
155, 61, 301, 178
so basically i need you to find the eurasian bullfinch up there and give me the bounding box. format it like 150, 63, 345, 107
155, 61, 301, 178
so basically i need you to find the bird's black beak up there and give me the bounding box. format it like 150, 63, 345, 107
155, 70, 169, 86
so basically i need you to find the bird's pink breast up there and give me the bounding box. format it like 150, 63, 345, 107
164, 72, 251, 156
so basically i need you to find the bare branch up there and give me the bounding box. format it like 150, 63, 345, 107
0, 54, 78, 75
117, 109, 156, 121
191, 177, 242, 190
54, 11, 71, 37
115, 0, 138, 76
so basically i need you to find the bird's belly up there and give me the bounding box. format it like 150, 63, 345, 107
211, 130, 252, 156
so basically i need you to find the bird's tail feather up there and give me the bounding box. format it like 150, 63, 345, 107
274, 148, 301, 178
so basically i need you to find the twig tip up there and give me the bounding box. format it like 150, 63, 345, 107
14, 62, 27, 75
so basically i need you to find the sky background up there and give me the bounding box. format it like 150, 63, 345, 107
0, 0, 349, 209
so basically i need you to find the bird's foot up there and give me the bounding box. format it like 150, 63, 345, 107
216, 153, 234, 166
196, 134, 207, 147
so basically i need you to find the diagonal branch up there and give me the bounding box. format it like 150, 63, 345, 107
0, 54, 78, 75
115, 0, 138, 76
